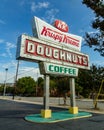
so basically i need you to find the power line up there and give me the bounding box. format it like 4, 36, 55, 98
6, 68, 37, 82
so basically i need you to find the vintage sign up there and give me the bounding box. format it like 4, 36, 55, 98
39, 62, 78, 77
16, 34, 90, 70
54, 20, 69, 32
32, 17, 82, 51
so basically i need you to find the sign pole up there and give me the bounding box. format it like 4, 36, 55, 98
44, 75, 49, 109
69, 77, 78, 114
41, 74, 51, 118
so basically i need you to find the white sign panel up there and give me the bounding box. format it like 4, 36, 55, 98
32, 17, 82, 51
39, 62, 78, 77
16, 34, 90, 70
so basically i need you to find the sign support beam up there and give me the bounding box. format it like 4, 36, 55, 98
44, 75, 50, 109
69, 78, 78, 114
41, 75, 51, 118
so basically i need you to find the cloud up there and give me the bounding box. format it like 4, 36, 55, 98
38, 2, 49, 8
91, 60, 104, 66
43, 9, 59, 23
0, 63, 42, 83
31, 1, 49, 12
100, 0, 104, 5
19, 0, 25, 6
6, 42, 16, 49
0, 71, 15, 83
0, 72, 6, 83
0, 19, 5, 24
0, 53, 7, 57
1, 60, 16, 70
6, 42, 16, 58
0, 39, 4, 43
20, 1, 59, 24
0, 60, 17, 83
17, 66, 42, 81
19, 66, 35, 73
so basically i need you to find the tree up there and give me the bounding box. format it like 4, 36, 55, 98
0, 85, 4, 95
37, 77, 44, 89
56, 77, 70, 97
16, 76, 36, 96
6, 86, 14, 94
76, 64, 104, 98
37, 77, 44, 96
76, 69, 92, 97
75, 83, 83, 98
50, 79, 57, 96
37, 76, 57, 96
82, 0, 104, 56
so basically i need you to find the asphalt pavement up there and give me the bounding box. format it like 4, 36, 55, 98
0, 99, 104, 130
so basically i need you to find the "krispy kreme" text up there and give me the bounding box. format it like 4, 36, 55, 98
41, 26, 79, 47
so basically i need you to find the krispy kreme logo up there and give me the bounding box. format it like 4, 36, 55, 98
32, 17, 82, 51
41, 26, 79, 47
54, 20, 69, 32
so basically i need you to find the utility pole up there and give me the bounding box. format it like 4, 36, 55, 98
12, 60, 19, 99
3, 68, 8, 97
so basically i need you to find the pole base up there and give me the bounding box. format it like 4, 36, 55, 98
69, 107, 78, 114
41, 109, 52, 118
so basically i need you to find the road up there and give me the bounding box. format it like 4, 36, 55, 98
0, 99, 104, 130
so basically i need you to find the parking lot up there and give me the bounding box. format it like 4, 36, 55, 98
0, 98, 104, 130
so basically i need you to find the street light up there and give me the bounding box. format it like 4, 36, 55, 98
3, 68, 8, 96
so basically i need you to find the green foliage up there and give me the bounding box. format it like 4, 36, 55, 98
0, 85, 4, 95
6, 86, 14, 94
37, 77, 44, 89
50, 79, 57, 89
56, 77, 69, 96
76, 64, 104, 97
82, 0, 104, 56
38, 77, 44, 85
14, 65, 104, 98
16, 76, 36, 96
75, 83, 83, 97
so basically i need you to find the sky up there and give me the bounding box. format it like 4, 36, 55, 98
0, 0, 104, 83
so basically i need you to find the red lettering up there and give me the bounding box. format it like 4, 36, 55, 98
41, 26, 80, 48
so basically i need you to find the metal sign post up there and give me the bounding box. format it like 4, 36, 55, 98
43, 75, 49, 109
41, 75, 51, 118
69, 78, 78, 114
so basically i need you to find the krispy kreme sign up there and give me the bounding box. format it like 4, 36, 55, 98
32, 17, 82, 51
16, 34, 90, 70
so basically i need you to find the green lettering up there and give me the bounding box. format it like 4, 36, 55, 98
68, 69, 73, 74
64, 68, 69, 74
73, 69, 76, 75
54, 66, 59, 72
49, 65, 53, 71
60, 67, 64, 73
